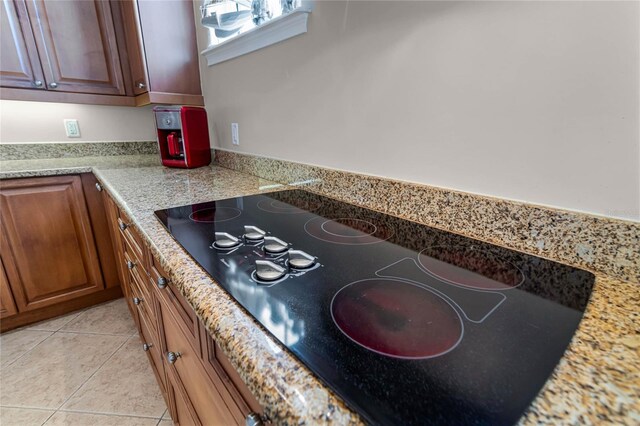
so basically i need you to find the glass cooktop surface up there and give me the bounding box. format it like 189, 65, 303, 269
155, 189, 595, 425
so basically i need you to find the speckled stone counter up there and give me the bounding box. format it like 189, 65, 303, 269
0, 155, 638, 425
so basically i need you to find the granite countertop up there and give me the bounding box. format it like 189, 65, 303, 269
1, 155, 638, 425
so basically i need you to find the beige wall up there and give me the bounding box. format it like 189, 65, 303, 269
0, 100, 156, 143
196, 1, 639, 222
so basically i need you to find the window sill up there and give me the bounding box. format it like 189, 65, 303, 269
200, 9, 311, 66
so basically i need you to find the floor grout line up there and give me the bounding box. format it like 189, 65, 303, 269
53, 333, 130, 412
53, 330, 136, 337
0, 405, 54, 411
2, 300, 167, 424
40, 408, 57, 426
1, 308, 92, 369
1, 330, 55, 370
54, 408, 164, 420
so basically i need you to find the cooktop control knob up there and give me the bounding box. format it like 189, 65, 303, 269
255, 260, 287, 281
288, 249, 316, 269
263, 236, 288, 254
214, 232, 240, 249
244, 225, 266, 241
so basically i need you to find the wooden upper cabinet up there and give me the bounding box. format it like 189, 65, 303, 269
0, 0, 203, 106
0, 175, 105, 312
0, 0, 46, 89
24, 0, 125, 95
0, 259, 18, 319
117, 0, 204, 106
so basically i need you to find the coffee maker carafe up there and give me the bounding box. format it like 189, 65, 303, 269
154, 106, 211, 168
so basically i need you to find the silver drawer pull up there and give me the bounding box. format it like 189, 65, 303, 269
95, 182, 103, 191
142, 343, 152, 351
166, 351, 181, 364
133, 297, 142, 305
119, 221, 128, 231
157, 276, 168, 289
246, 413, 269, 426
126, 260, 135, 270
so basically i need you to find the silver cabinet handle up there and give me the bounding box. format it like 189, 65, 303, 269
246, 413, 267, 426
95, 182, 103, 192
157, 276, 168, 289
34, 80, 43, 87
133, 297, 142, 305
136, 81, 146, 89
143, 343, 152, 351
127, 260, 135, 270
166, 351, 181, 364
119, 221, 128, 231
49, 82, 58, 88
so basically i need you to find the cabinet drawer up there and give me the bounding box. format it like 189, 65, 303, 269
150, 255, 200, 354
122, 229, 145, 275
117, 213, 145, 268
124, 250, 153, 324
215, 340, 263, 416
138, 301, 166, 391
160, 299, 240, 426
201, 329, 263, 420
123, 238, 151, 305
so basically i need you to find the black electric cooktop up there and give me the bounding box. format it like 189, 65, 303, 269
155, 189, 595, 425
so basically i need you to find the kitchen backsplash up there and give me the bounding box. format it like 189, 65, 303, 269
0, 141, 157, 161
214, 149, 640, 284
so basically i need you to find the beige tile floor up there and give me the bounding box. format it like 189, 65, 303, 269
0, 298, 172, 426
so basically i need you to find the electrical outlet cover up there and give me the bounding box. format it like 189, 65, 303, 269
64, 119, 80, 138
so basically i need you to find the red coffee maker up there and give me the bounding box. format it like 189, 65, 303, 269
154, 106, 211, 168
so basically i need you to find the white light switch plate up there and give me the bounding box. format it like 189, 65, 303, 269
64, 119, 80, 138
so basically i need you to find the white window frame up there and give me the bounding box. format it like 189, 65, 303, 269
200, 2, 313, 66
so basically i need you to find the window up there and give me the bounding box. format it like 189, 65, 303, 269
200, 0, 312, 65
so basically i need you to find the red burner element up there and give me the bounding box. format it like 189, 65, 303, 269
189, 207, 241, 223
419, 246, 524, 290
331, 279, 463, 359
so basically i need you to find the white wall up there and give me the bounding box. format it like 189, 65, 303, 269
0, 100, 156, 143
196, 1, 640, 222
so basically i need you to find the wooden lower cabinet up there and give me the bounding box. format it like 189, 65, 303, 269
169, 375, 200, 426
0, 174, 121, 331
159, 299, 242, 425
0, 259, 18, 319
102, 191, 265, 426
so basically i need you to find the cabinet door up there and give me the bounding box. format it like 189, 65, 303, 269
136, 0, 202, 96
159, 299, 240, 426
0, 0, 46, 89
116, 0, 148, 95
0, 175, 105, 312
25, 0, 125, 95
0, 258, 18, 319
